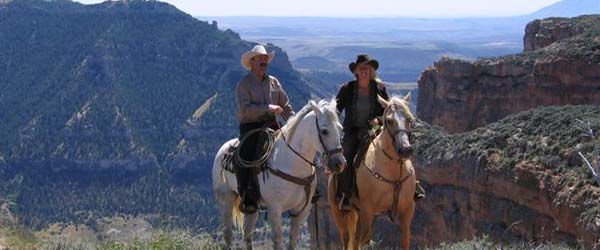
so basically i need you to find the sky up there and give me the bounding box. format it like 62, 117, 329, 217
73, 0, 562, 18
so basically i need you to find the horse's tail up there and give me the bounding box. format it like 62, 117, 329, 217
213, 138, 244, 230
232, 194, 244, 229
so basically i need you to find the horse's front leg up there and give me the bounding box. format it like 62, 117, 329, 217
289, 205, 312, 250
398, 201, 415, 250
243, 211, 259, 250
346, 210, 359, 250
357, 207, 374, 247
268, 207, 284, 250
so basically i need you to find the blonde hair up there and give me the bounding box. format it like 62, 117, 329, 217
353, 65, 383, 83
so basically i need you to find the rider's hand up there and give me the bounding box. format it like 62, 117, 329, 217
369, 118, 381, 126
269, 105, 284, 114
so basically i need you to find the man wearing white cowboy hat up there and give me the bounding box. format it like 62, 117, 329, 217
235, 44, 294, 214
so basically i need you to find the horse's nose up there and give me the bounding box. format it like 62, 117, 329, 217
329, 156, 346, 174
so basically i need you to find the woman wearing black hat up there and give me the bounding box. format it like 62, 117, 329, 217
335, 54, 389, 211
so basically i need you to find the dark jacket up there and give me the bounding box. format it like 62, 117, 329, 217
336, 80, 389, 130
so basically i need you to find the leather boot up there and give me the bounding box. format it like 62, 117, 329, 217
240, 188, 258, 214
414, 180, 426, 200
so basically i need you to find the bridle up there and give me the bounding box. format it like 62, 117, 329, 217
382, 103, 413, 160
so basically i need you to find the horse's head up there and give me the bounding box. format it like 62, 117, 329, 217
377, 93, 415, 158
309, 99, 347, 174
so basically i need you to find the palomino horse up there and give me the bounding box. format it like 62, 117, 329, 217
328, 94, 416, 250
213, 99, 347, 250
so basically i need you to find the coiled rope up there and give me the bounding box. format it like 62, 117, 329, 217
234, 127, 277, 168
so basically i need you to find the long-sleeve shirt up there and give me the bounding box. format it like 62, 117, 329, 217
235, 72, 294, 124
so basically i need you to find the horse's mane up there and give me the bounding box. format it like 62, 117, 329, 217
389, 95, 414, 122
282, 99, 340, 141
281, 104, 312, 140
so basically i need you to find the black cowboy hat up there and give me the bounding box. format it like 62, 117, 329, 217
348, 54, 379, 73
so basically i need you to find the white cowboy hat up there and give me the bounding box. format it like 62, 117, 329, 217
240, 45, 275, 70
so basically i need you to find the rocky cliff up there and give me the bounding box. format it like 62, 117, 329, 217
417, 15, 600, 133
412, 105, 600, 249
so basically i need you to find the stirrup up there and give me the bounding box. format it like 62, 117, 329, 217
414, 181, 426, 200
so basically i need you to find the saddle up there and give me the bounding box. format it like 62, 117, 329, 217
221, 141, 240, 173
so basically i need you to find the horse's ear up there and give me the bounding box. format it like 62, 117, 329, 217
329, 98, 337, 111
309, 100, 322, 116
377, 95, 389, 108
404, 92, 412, 103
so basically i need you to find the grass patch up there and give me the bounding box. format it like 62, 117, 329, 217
2, 230, 220, 250
430, 235, 582, 250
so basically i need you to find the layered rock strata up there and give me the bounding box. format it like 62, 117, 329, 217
418, 15, 600, 133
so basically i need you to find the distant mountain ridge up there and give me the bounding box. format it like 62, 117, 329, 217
528, 0, 600, 19
209, 0, 600, 87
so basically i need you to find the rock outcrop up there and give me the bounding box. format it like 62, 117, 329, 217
418, 15, 600, 133
412, 106, 600, 249
524, 18, 588, 51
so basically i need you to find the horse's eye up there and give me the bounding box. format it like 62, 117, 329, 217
321, 129, 329, 136
386, 118, 395, 124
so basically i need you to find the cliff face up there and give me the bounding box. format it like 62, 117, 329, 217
417, 15, 600, 133
411, 106, 600, 249
524, 18, 588, 51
